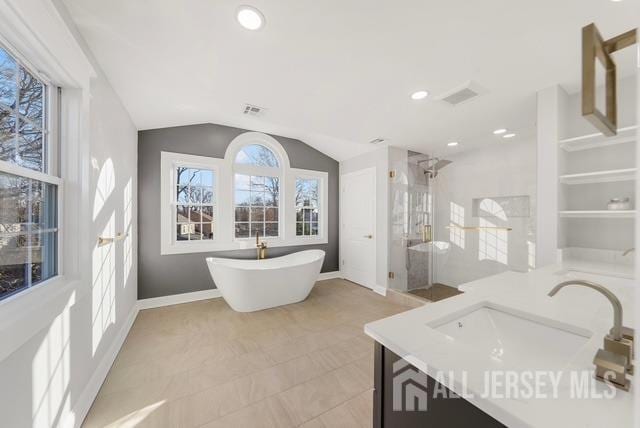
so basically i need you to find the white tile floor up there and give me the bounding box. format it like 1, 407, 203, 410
83, 279, 412, 427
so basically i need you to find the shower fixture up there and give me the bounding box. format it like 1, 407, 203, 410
418, 157, 452, 179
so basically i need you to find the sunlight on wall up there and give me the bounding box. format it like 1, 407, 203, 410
93, 158, 115, 221
449, 202, 465, 249
123, 178, 133, 286
478, 199, 508, 265
479, 199, 507, 221
527, 240, 536, 270
31, 292, 75, 428
92, 212, 116, 355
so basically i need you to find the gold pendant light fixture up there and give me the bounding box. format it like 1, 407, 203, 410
582, 23, 637, 136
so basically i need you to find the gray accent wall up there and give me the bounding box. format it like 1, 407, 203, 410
138, 123, 339, 299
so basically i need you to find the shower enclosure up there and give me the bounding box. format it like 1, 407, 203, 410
388, 147, 533, 301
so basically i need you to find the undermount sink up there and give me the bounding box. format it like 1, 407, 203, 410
429, 303, 592, 369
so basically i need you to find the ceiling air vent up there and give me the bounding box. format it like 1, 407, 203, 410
437, 81, 486, 107
368, 138, 387, 145
242, 103, 266, 117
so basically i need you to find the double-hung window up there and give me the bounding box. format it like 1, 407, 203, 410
0, 44, 60, 301
233, 144, 280, 239
176, 167, 215, 241
295, 178, 320, 236
161, 151, 220, 250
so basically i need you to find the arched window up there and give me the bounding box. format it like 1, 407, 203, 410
161, 131, 328, 255
234, 144, 280, 167
229, 135, 286, 239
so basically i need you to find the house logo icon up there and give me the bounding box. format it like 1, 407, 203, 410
392, 359, 428, 411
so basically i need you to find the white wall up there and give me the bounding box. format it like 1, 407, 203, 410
0, 1, 138, 427
339, 147, 389, 291
536, 85, 568, 266
433, 139, 537, 287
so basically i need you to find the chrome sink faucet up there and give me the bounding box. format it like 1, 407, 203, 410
622, 248, 635, 257
548, 280, 634, 390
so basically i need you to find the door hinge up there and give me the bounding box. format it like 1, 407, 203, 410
389, 170, 396, 178
388, 271, 395, 279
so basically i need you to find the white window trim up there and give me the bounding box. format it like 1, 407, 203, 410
0, 0, 96, 358
161, 151, 226, 255
0, 40, 64, 303
289, 168, 328, 241
161, 132, 328, 255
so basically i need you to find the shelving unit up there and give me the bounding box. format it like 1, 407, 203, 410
559, 125, 637, 152
559, 168, 636, 185
557, 123, 636, 270
537, 82, 636, 272
559, 210, 635, 219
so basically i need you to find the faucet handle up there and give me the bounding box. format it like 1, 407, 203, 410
593, 348, 630, 391
605, 329, 634, 376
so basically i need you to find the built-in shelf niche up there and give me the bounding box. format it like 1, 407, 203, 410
471, 195, 530, 218
557, 125, 636, 254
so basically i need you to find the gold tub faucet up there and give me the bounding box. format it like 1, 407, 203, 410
256, 231, 267, 260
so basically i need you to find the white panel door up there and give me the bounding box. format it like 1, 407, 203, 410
341, 168, 376, 289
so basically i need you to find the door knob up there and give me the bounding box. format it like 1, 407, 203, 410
364, 234, 373, 239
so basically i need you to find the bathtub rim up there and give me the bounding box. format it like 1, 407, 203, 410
205, 249, 325, 271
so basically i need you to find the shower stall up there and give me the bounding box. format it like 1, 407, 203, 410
388, 150, 458, 301
387, 147, 533, 301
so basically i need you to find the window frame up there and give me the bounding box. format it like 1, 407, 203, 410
292, 169, 328, 241
231, 149, 283, 243
161, 151, 223, 254
160, 132, 329, 255
232, 171, 281, 240
0, 39, 63, 302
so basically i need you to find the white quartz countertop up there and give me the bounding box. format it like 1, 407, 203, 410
365, 265, 636, 428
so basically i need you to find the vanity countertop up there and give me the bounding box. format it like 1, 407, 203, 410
365, 265, 636, 428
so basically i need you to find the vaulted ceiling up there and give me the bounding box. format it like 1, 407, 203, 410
63, 0, 637, 160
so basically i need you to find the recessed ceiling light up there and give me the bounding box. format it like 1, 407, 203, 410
447, 141, 459, 147
493, 128, 507, 135
237, 6, 265, 30
411, 90, 429, 100
503, 133, 516, 139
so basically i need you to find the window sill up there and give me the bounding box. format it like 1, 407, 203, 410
161, 236, 328, 256
0, 275, 84, 361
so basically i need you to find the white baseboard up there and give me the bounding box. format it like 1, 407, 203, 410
373, 284, 387, 296
318, 271, 342, 281
67, 302, 139, 428
138, 289, 222, 310
140, 274, 341, 311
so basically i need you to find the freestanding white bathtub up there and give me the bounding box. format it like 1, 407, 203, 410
205, 249, 325, 312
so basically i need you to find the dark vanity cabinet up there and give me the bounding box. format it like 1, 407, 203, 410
373, 342, 506, 428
